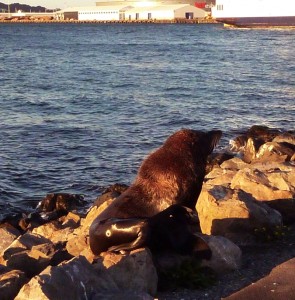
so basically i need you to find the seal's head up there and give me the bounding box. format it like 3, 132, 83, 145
89, 217, 149, 255
163, 129, 222, 160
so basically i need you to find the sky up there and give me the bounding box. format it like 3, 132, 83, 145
6, 1, 96, 9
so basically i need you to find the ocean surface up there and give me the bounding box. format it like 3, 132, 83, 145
0, 23, 294, 219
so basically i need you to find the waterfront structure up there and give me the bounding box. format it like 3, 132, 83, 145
212, 0, 295, 27
95, 0, 215, 8
125, 4, 206, 20
56, 4, 207, 21
55, 6, 130, 21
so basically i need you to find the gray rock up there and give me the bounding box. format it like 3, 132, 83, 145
15, 256, 119, 300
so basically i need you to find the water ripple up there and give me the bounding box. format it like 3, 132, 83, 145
0, 23, 294, 219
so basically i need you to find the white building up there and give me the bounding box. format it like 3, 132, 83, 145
56, 4, 207, 21
125, 4, 206, 20
56, 6, 130, 21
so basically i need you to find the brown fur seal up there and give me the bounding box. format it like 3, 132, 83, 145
90, 129, 221, 255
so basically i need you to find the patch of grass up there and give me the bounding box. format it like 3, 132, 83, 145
157, 258, 216, 291
253, 225, 291, 242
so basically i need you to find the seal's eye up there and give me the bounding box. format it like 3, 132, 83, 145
106, 230, 112, 237
169, 214, 173, 218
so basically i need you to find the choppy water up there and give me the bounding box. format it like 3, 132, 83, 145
0, 23, 294, 219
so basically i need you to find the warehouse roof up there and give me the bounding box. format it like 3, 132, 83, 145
58, 6, 132, 13
126, 4, 206, 13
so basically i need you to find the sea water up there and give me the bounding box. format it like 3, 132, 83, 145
0, 23, 294, 218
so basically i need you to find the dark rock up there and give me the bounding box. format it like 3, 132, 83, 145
6, 249, 51, 278
206, 152, 235, 174
0, 265, 28, 300
246, 125, 281, 141
37, 193, 85, 213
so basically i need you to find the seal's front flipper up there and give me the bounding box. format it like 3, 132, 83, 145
89, 217, 150, 255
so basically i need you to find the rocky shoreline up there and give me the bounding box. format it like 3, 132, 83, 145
1, 125, 294, 299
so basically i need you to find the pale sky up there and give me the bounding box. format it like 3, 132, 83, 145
6, 1, 96, 9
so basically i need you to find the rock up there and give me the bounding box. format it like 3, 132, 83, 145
196, 185, 282, 245
66, 234, 89, 258
5, 249, 51, 278
96, 248, 158, 296
15, 256, 119, 300
37, 193, 85, 213
246, 125, 280, 141
206, 168, 237, 187
198, 234, 242, 273
0, 233, 72, 276
243, 137, 264, 163
206, 152, 235, 174
15, 249, 157, 299
2, 233, 52, 261
220, 157, 249, 170
229, 135, 248, 152
31, 242, 73, 266
205, 158, 248, 187
229, 125, 280, 153
0, 225, 21, 253
0, 265, 28, 300
255, 141, 295, 162
230, 167, 293, 201
264, 199, 295, 224
31, 220, 76, 244
61, 212, 81, 228
273, 132, 295, 145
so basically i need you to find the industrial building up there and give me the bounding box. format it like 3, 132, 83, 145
125, 4, 206, 21
56, 4, 207, 21
55, 6, 130, 21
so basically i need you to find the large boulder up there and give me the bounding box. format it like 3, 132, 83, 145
1, 233, 52, 262
198, 234, 242, 273
15, 249, 157, 300
15, 256, 119, 300
196, 185, 282, 245
0, 233, 72, 277
96, 248, 158, 296
255, 141, 295, 163
5, 249, 51, 278
230, 166, 294, 201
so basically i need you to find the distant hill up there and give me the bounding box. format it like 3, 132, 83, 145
0, 2, 57, 13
